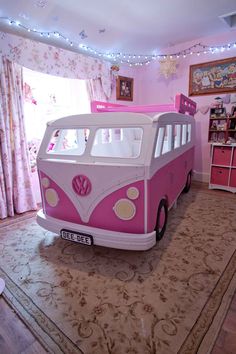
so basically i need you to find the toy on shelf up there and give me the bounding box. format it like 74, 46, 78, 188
208, 99, 236, 144
37, 93, 196, 251
211, 96, 223, 109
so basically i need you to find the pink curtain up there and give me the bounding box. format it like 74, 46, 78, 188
86, 78, 110, 144
0, 57, 37, 219
86, 78, 108, 102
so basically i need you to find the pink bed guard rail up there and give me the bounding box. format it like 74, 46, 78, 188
91, 93, 197, 116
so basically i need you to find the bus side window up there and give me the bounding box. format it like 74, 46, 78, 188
182, 124, 187, 145
91, 127, 143, 158
154, 127, 164, 157
187, 124, 191, 142
47, 129, 89, 155
162, 125, 172, 155
174, 124, 181, 149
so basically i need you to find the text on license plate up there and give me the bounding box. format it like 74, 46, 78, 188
60, 229, 93, 246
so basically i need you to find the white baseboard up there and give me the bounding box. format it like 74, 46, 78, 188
193, 170, 209, 183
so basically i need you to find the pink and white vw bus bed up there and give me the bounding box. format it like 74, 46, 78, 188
37, 93, 196, 250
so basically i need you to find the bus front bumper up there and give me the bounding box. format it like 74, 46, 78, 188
37, 209, 156, 251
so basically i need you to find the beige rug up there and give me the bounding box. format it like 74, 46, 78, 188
0, 186, 236, 354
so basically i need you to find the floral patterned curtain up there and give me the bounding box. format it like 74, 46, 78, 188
0, 57, 37, 219
86, 78, 108, 102
0, 31, 112, 99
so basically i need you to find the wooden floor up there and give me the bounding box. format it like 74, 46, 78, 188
0, 297, 47, 354
0, 292, 235, 353
211, 291, 236, 354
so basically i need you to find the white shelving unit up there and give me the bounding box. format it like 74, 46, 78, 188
209, 143, 236, 193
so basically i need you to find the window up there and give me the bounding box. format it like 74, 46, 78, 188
98, 128, 122, 144
23, 67, 90, 170
47, 129, 89, 155
162, 125, 172, 155
187, 124, 191, 142
154, 127, 164, 157
182, 124, 187, 145
91, 127, 143, 158
174, 124, 181, 149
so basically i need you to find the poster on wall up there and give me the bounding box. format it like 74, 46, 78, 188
116, 76, 134, 101
189, 57, 236, 96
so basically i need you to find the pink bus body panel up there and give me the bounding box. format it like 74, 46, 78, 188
40, 171, 83, 224
89, 180, 145, 233
40, 170, 145, 234
147, 147, 194, 232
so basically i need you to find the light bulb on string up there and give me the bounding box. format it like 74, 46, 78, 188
1, 15, 236, 66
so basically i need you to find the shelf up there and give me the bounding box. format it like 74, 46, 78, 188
210, 117, 227, 120
211, 143, 236, 146
209, 144, 236, 193
209, 142, 226, 144
208, 108, 236, 144
209, 184, 236, 193
209, 114, 232, 144
211, 164, 231, 168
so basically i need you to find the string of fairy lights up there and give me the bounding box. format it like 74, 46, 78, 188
1, 16, 236, 66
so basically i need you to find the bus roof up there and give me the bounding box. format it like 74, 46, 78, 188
47, 112, 154, 128
47, 111, 194, 129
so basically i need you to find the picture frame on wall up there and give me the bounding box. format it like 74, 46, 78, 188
116, 76, 133, 101
189, 57, 236, 96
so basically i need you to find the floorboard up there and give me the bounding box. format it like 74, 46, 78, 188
0, 298, 47, 354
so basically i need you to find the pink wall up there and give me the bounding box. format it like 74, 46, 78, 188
115, 30, 236, 182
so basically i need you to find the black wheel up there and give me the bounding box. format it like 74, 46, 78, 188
155, 199, 168, 241
183, 171, 192, 193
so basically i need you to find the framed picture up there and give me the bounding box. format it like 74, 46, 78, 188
189, 57, 236, 96
116, 76, 133, 101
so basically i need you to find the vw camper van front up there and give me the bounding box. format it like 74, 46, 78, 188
37, 112, 156, 250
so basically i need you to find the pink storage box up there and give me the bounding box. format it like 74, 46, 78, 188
210, 166, 230, 186
212, 146, 232, 166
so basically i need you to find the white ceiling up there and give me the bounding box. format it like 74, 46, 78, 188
0, 0, 236, 59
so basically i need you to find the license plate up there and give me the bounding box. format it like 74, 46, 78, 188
60, 229, 93, 246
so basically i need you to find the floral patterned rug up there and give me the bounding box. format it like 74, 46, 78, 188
0, 186, 236, 354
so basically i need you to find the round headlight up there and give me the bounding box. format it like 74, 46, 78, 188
41, 177, 50, 188
127, 187, 139, 200
45, 188, 59, 207
113, 199, 136, 220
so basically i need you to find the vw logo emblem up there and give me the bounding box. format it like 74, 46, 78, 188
72, 175, 92, 196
